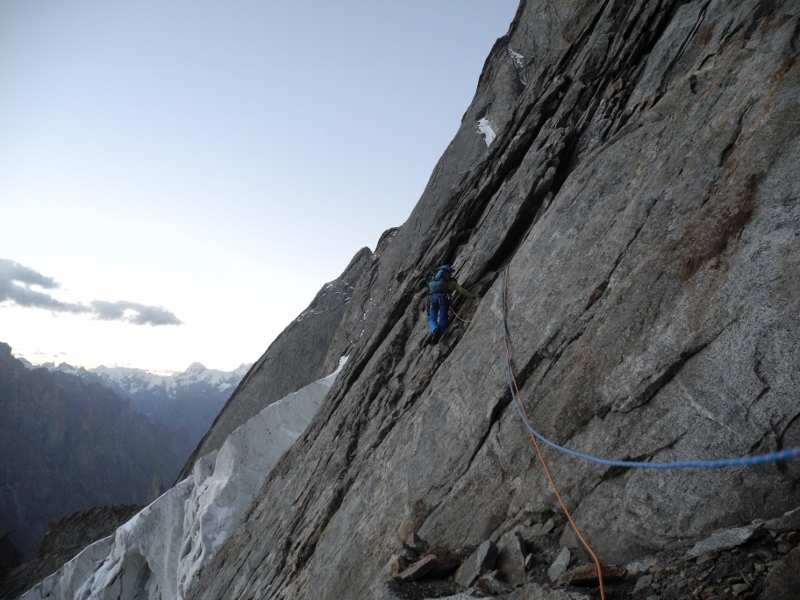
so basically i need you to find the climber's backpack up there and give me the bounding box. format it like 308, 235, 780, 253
428, 266, 453, 293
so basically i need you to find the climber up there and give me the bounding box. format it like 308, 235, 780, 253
427, 264, 475, 344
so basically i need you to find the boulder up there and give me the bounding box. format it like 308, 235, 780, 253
548, 547, 571, 583
455, 540, 499, 588
685, 524, 763, 558
395, 554, 438, 583
764, 507, 800, 534
497, 529, 528, 585
422, 546, 461, 576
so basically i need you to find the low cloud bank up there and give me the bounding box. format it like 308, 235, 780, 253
0, 259, 182, 326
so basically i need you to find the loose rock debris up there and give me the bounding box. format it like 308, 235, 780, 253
386, 510, 800, 599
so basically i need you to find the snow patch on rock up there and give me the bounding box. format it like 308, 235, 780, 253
477, 117, 496, 146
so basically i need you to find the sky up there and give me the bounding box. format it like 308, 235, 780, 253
0, 1, 519, 374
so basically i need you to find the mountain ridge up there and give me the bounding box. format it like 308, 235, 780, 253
0, 343, 191, 560
20, 360, 250, 449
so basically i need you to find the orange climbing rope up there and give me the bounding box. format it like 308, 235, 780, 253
502, 265, 606, 600
450, 305, 472, 324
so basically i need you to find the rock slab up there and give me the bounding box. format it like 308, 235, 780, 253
686, 525, 763, 558
455, 540, 499, 588
548, 547, 571, 582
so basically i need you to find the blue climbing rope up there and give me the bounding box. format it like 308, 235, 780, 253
501, 266, 800, 470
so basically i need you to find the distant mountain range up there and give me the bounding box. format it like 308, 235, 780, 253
0, 343, 193, 560
0, 352, 251, 562
18, 359, 251, 450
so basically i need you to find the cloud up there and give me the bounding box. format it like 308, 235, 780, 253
90, 300, 183, 326
0, 259, 58, 290
0, 259, 182, 326
0, 258, 79, 311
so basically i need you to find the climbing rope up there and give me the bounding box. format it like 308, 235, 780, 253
500, 266, 800, 471
502, 266, 607, 600
450, 305, 472, 324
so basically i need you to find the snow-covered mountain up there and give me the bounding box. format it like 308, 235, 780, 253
31, 361, 251, 448
40, 362, 250, 401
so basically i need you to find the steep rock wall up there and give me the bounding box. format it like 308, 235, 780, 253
194, 1, 800, 598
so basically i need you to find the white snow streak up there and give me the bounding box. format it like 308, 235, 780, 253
477, 117, 496, 146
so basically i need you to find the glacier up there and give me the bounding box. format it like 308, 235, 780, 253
18, 361, 345, 600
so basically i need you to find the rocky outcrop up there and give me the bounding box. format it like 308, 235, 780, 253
0, 343, 190, 559
0, 536, 22, 586
186, 1, 800, 599
177, 247, 372, 480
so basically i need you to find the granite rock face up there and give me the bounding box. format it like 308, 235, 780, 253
11, 1, 800, 598
188, 1, 800, 599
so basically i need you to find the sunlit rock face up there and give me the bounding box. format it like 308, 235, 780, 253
17, 367, 342, 600
183, 1, 800, 599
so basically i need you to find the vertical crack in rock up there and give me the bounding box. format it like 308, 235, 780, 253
465, 393, 512, 475
657, 1, 710, 95
718, 103, 752, 167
